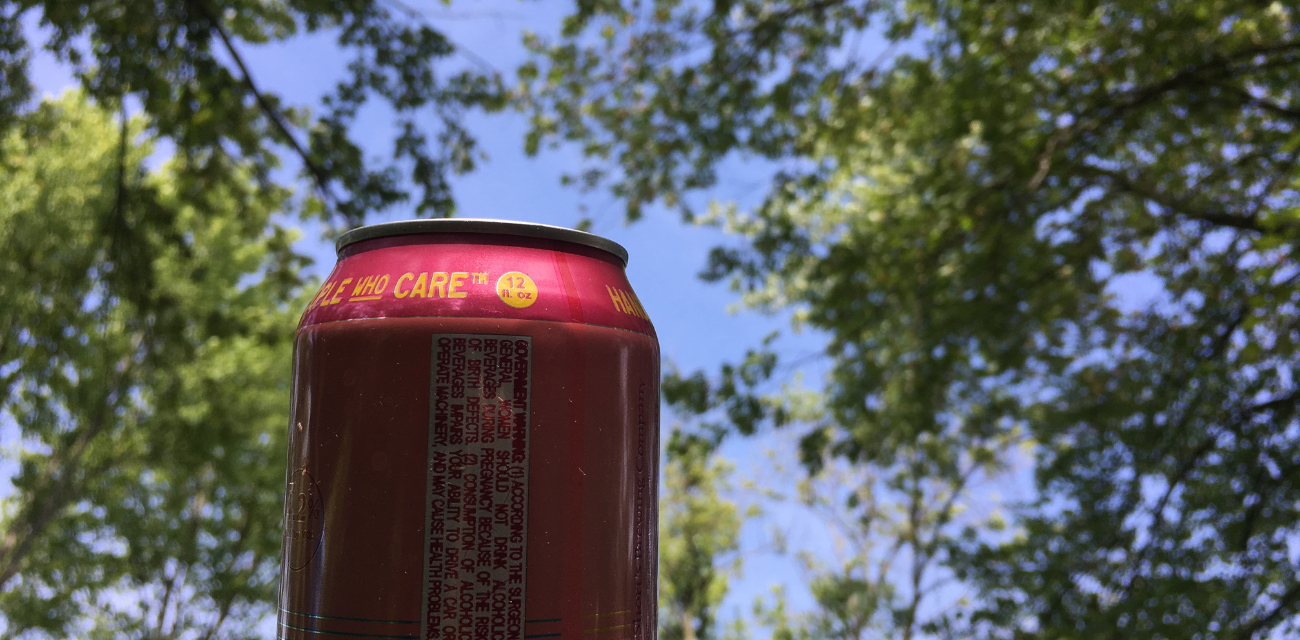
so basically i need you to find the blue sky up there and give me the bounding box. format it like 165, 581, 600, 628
18, 1, 838, 628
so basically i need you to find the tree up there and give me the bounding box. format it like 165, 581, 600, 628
0, 93, 306, 638
5, 0, 507, 224
756, 452, 1008, 640
2, 2, 513, 635
525, 1, 1300, 637
659, 427, 746, 640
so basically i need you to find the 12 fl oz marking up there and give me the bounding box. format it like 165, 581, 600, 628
496, 272, 538, 309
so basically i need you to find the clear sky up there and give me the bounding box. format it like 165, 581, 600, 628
18, 1, 839, 629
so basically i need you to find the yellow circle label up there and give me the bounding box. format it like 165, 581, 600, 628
496, 271, 538, 308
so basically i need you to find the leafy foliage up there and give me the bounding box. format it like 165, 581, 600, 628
527, 1, 1300, 637
1, 1, 514, 634
0, 93, 306, 639
6, 0, 507, 225
659, 428, 746, 640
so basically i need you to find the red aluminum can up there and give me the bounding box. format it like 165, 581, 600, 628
278, 219, 660, 640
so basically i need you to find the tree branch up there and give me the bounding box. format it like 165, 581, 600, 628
1229, 86, 1300, 121
725, 0, 851, 38
115, 100, 128, 233
1106, 42, 1300, 117
0, 323, 142, 591
1236, 578, 1300, 640
1083, 166, 1300, 235
380, 0, 501, 75
0, 394, 118, 589
1030, 41, 1300, 193
189, 0, 335, 206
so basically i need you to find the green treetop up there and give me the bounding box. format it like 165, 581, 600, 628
660, 427, 746, 640
527, 1, 1300, 637
0, 92, 306, 639
5, 0, 508, 224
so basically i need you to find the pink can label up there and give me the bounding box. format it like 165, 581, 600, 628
298, 239, 655, 337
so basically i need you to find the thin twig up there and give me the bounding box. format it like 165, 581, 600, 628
381, 0, 502, 75
1236, 579, 1300, 640
1084, 166, 1300, 235
115, 100, 128, 230
189, 0, 335, 206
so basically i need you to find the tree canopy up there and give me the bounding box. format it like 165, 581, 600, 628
0, 92, 304, 638
525, 1, 1300, 637
659, 427, 746, 640
4, 1, 1299, 638
4, 0, 506, 224
2, 2, 506, 635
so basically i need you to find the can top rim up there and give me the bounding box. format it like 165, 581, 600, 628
335, 218, 630, 266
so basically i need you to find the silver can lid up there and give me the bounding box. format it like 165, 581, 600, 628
336, 218, 630, 266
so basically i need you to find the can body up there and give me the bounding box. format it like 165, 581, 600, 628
279, 223, 659, 640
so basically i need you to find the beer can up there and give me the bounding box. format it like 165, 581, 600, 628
278, 219, 660, 640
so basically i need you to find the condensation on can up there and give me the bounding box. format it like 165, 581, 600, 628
277, 219, 660, 640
